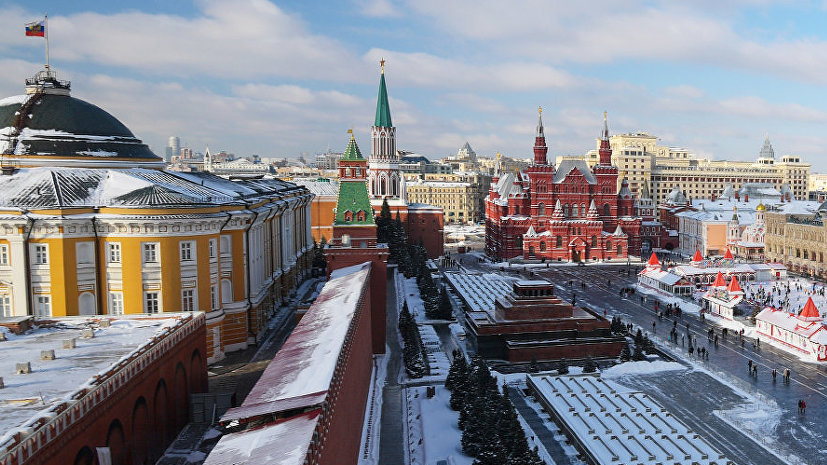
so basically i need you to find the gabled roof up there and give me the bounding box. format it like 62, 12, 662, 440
712, 271, 727, 287
553, 159, 596, 184
723, 248, 734, 260
691, 249, 703, 262
799, 297, 820, 320
647, 252, 661, 267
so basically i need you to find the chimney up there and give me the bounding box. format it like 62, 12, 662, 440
744, 194, 749, 202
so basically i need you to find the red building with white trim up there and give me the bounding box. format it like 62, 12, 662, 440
485, 111, 671, 261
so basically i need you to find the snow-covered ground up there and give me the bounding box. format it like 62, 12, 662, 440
358, 354, 388, 465
406, 385, 473, 465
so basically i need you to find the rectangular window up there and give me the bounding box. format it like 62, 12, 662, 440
109, 292, 124, 315
34, 244, 48, 265
143, 243, 158, 264
0, 294, 11, 317
144, 292, 160, 314
182, 289, 195, 312
180, 241, 194, 261
35, 295, 51, 317
0, 244, 8, 266
208, 239, 217, 258
210, 285, 218, 310
108, 243, 121, 263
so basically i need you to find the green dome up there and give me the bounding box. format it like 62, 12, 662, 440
0, 89, 160, 162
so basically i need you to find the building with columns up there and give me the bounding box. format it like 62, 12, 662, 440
0, 69, 313, 363
485, 110, 672, 261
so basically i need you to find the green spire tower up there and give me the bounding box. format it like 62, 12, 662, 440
368, 59, 401, 200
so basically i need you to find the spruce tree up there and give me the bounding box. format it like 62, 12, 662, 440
619, 343, 632, 362
583, 356, 597, 373
376, 198, 392, 244
632, 342, 646, 361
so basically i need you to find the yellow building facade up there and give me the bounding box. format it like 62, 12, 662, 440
0, 70, 313, 362
582, 131, 810, 207
764, 205, 827, 277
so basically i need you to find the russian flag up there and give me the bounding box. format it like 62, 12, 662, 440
25, 20, 45, 37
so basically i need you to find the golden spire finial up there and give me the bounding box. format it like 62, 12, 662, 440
538, 106, 542, 116
496, 151, 501, 159
380, 58, 385, 74
347, 128, 354, 140
604, 110, 607, 121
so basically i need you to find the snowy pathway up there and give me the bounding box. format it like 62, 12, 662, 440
379, 272, 404, 465
507, 386, 571, 465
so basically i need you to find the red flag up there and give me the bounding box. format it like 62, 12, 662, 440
25, 21, 45, 37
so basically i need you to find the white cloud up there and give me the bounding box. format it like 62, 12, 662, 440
355, 0, 402, 17
0, 1, 360, 81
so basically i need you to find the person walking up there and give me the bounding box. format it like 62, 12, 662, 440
802, 400, 806, 414
748, 359, 753, 371
772, 368, 777, 381
798, 399, 803, 414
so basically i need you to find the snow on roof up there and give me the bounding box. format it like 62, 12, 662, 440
204, 409, 320, 465
221, 263, 371, 423
553, 159, 596, 184
292, 180, 339, 197
640, 268, 686, 286
0, 315, 185, 440
529, 374, 729, 465
444, 271, 513, 312
756, 307, 825, 340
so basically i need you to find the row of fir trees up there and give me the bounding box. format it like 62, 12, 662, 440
445, 355, 546, 465
376, 199, 452, 320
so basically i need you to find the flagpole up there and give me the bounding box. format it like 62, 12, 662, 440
44, 14, 50, 71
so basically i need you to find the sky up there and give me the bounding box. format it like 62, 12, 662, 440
2, 1, 827, 170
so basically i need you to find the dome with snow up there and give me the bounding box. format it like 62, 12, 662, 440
0, 70, 162, 168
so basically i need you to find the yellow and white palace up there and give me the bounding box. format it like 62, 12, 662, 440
0, 70, 312, 362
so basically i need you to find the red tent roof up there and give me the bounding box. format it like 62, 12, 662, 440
726, 275, 743, 294
799, 297, 820, 319
691, 249, 703, 262
647, 253, 660, 267
723, 248, 734, 260
712, 271, 726, 287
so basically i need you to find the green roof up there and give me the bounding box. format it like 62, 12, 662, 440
340, 134, 364, 161
335, 181, 374, 225
374, 72, 392, 128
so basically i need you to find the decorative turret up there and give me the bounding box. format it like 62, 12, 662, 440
711, 271, 727, 288
598, 111, 612, 165
552, 199, 564, 219
798, 297, 821, 321
640, 180, 651, 200
533, 106, 548, 165
645, 252, 661, 272
618, 177, 632, 199
726, 275, 743, 295
586, 200, 599, 219
758, 135, 775, 163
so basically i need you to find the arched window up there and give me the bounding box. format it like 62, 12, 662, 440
529, 246, 535, 256
581, 204, 586, 217
606, 241, 612, 250
345, 167, 351, 177
515, 236, 523, 248
564, 204, 570, 217
538, 202, 545, 216
556, 236, 562, 248
591, 235, 597, 248
78, 292, 96, 316
572, 204, 579, 217
221, 279, 233, 304
380, 177, 387, 196
617, 244, 623, 255
540, 242, 547, 252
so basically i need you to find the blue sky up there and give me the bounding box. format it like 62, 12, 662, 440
2, 1, 827, 171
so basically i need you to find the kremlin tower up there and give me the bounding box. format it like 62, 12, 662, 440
368, 59, 402, 201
